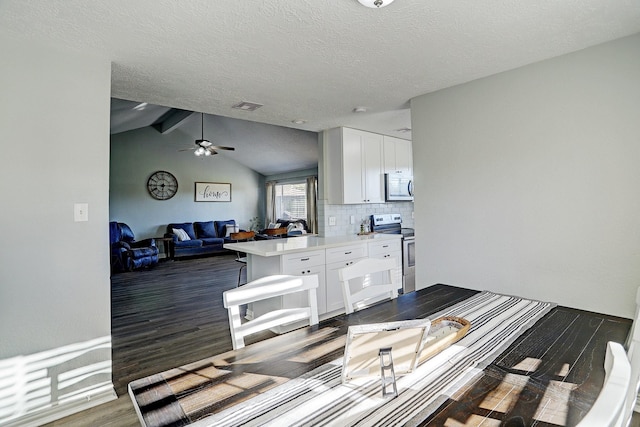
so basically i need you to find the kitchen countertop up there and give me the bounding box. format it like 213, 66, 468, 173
224, 233, 401, 257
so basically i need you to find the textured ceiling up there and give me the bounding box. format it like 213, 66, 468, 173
2, 0, 640, 173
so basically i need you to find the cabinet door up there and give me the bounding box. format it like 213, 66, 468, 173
368, 240, 402, 289
342, 128, 365, 204
384, 136, 413, 176
362, 131, 384, 203
325, 257, 366, 313
394, 138, 413, 176
282, 259, 327, 315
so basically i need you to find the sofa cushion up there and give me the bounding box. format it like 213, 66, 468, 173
167, 222, 197, 240
214, 220, 236, 238
194, 221, 217, 238
200, 237, 224, 246
174, 239, 203, 248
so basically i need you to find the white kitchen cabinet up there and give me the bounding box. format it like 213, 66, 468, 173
282, 250, 327, 314
367, 240, 402, 290
326, 127, 384, 204
383, 135, 413, 176
324, 243, 367, 314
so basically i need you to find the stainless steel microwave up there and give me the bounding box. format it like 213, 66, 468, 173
385, 173, 414, 201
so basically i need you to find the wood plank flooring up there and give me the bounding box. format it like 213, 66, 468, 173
42, 255, 637, 426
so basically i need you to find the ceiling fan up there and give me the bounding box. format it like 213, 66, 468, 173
181, 112, 235, 157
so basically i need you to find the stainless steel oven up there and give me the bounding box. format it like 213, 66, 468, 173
402, 234, 415, 293
370, 214, 416, 294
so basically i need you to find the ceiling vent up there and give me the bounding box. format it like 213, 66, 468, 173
232, 101, 263, 111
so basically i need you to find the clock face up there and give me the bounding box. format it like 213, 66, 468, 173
147, 171, 178, 200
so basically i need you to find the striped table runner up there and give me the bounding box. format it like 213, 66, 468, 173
195, 291, 555, 427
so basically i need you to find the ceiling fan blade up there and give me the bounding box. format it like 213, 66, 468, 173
178, 147, 196, 152
210, 145, 235, 151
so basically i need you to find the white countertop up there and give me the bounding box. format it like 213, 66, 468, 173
224, 233, 401, 257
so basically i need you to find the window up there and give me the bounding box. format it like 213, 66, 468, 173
275, 182, 307, 220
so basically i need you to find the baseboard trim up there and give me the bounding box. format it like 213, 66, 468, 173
2, 385, 117, 427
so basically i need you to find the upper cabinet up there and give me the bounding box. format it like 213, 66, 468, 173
326, 127, 384, 204
383, 135, 413, 176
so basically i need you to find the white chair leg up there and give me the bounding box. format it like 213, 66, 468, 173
227, 305, 244, 350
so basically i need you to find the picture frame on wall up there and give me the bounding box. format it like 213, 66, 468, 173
195, 182, 231, 202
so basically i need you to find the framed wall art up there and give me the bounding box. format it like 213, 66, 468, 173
195, 182, 231, 202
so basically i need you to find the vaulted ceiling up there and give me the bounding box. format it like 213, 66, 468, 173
2, 0, 640, 174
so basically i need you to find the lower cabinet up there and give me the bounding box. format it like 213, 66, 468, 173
324, 244, 367, 314
282, 251, 327, 314
367, 240, 402, 291
247, 238, 401, 333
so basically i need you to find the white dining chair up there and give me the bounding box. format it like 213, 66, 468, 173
222, 274, 319, 350
338, 257, 399, 315
576, 341, 631, 427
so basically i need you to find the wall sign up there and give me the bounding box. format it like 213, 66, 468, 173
195, 182, 231, 202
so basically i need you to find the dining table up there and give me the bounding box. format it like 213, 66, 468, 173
128, 284, 631, 426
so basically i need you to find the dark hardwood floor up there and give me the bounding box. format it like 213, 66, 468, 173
109, 253, 276, 397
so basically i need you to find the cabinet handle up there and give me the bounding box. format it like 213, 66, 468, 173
344, 251, 352, 255
301, 257, 310, 261
382, 245, 389, 248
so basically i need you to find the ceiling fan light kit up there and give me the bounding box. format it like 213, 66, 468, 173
357, 0, 394, 8
193, 113, 235, 157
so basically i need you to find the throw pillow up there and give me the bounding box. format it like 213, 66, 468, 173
225, 225, 240, 237
172, 228, 191, 241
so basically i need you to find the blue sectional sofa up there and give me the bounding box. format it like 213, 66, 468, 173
165, 220, 239, 259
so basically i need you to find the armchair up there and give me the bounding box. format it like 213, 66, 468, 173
109, 222, 159, 272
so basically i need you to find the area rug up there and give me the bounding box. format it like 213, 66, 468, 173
193, 291, 555, 427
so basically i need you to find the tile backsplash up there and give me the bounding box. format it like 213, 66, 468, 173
318, 200, 414, 237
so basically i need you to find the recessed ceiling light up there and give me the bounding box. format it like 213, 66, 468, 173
292, 119, 307, 124
395, 127, 412, 133
353, 107, 368, 113
232, 101, 263, 111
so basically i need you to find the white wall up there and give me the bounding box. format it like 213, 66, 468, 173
0, 35, 114, 423
110, 126, 264, 239
411, 34, 640, 318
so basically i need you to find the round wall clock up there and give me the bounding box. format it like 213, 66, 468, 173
147, 171, 178, 200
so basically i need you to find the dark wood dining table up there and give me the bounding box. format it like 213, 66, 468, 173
128, 284, 631, 426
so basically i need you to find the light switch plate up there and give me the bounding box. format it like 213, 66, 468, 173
74, 203, 89, 222
329, 216, 336, 226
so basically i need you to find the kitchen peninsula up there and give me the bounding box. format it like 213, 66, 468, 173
224, 234, 402, 326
